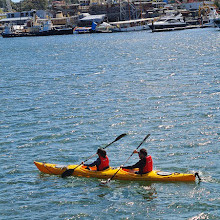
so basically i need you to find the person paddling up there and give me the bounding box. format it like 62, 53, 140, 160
82, 148, 109, 171
123, 148, 153, 174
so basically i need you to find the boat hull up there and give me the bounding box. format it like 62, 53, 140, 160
1, 28, 73, 38
149, 23, 187, 30
34, 161, 196, 182
112, 25, 150, 32
73, 27, 94, 34
214, 18, 220, 28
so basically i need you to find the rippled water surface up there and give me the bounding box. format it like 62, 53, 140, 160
0, 28, 220, 219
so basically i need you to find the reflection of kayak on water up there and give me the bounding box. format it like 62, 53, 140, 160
34, 161, 200, 182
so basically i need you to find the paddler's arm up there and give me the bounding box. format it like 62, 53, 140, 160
123, 159, 144, 169
122, 150, 144, 169
84, 158, 101, 167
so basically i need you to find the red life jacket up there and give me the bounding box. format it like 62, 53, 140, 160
143, 155, 153, 173
98, 155, 109, 171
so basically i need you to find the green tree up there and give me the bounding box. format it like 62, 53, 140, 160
13, 0, 48, 11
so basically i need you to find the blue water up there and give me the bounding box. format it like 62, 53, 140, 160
0, 28, 219, 219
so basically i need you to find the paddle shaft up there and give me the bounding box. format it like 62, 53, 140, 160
68, 134, 126, 172
107, 134, 151, 182
61, 133, 127, 178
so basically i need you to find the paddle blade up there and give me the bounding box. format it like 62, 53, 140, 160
61, 169, 74, 178
114, 133, 127, 142
99, 179, 111, 187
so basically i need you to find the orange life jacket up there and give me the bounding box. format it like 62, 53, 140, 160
98, 155, 109, 171
143, 155, 153, 173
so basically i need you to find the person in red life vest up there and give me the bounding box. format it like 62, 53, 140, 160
82, 148, 109, 171
123, 148, 153, 174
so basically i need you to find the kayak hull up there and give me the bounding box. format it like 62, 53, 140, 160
34, 161, 196, 182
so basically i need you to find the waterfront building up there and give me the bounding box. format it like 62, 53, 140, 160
0, 12, 7, 32
0, 12, 6, 19
0, 10, 51, 25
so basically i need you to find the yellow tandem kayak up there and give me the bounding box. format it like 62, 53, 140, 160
34, 161, 199, 182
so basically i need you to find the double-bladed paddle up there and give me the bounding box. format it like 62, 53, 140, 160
61, 133, 127, 178
100, 134, 150, 185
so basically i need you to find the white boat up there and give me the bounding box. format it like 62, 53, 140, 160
207, 8, 220, 28
198, 5, 220, 27
95, 22, 114, 33
149, 14, 187, 30
206, 8, 220, 27
109, 19, 150, 32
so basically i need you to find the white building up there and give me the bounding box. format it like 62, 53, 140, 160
0, 10, 51, 25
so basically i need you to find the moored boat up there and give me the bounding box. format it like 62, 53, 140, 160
1, 20, 73, 38
149, 14, 187, 31
34, 161, 199, 182
73, 26, 93, 34
95, 22, 114, 33
1, 27, 73, 38
109, 19, 150, 32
